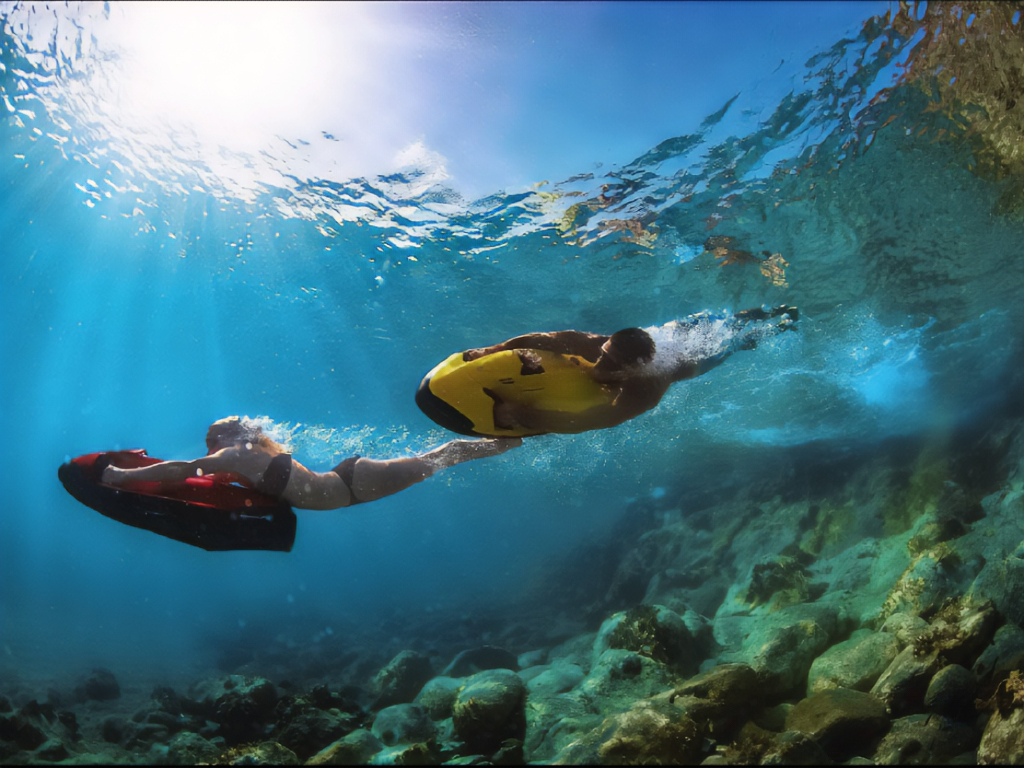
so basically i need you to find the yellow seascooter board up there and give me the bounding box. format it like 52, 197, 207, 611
415, 348, 614, 437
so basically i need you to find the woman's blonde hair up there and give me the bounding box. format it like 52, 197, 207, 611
205, 416, 287, 454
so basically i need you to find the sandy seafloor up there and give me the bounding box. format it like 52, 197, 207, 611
3, 2, 1024, 765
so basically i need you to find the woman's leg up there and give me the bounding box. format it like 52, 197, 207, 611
346, 439, 521, 503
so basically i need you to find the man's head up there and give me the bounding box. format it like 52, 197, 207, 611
594, 327, 655, 374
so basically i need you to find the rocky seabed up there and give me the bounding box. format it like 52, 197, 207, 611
4, 420, 1024, 765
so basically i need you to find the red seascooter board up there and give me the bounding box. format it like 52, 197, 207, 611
58, 450, 297, 552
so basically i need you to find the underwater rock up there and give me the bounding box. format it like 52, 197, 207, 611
978, 706, 1024, 765
516, 664, 549, 685
909, 483, 978, 557
305, 683, 360, 714
140, 708, 185, 735
373, 740, 443, 765
306, 728, 382, 765
665, 663, 765, 743
150, 685, 184, 716
100, 714, 128, 744
870, 645, 942, 717
524, 662, 585, 698
576, 649, 675, 717
872, 713, 979, 765
747, 608, 837, 698
915, 598, 1001, 668
804, 535, 912, 631
671, 661, 763, 712
127, 721, 170, 748
879, 544, 970, 623
272, 702, 356, 761
441, 645, 518, 678
973, 622, 1024, 687
549, 698, 704, 766
546, 632, 596, 672
592, 604, 708, 676
740, 553, 825, 613
923, 663, 977, 721
451, 669, 526, 755
186, 675, 278, 744
517, 648, 547, 668
370, 650, 434, 710
880, 612, 930, 647
218, 740, 299, 765
164, 730, 221, 765
522, 691, 602, 764
370, 703, 436, 747
806, 629, 900, 695
785, 687, 890, 762
717, 720, 777, 764
188, 674, 275, 710
971, 544, 1024, 628
75, 667, 121, 702
32, 737, 68, 762
759, 729, 834, 766
596, 699, 704, 765
0, 710, 48, 752
414, 676, 463, 721
602, 523, 676, 608
0, 699, 78, 762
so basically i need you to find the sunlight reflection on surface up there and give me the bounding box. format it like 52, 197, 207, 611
104, 2, 430, 181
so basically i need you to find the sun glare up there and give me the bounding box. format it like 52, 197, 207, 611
109, 2, 355, 150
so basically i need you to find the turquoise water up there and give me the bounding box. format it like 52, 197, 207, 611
2, 1, 1023, 699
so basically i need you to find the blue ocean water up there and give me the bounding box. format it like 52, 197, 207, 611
2, 0, 1023, 714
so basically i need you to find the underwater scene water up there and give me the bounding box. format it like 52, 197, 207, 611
3, 1, 1024, 764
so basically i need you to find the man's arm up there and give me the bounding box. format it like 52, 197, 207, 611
463, 330, 608, 362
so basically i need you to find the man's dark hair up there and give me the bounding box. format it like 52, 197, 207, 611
601, 327, 655, 368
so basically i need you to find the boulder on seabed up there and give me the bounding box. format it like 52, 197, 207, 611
923, 663, 977, 720
525, 662, 585, 698
74, 668, 121, 702
978, 706, 1024, 765
370, 703, 436, 747
441, 646, 519, 678
451, 669, 526, 755
369, 650, 434, 710
414, 676, 463, 721
549, 698, 705, 766
592, 604, 710, 677
577, 649, 675, 717
164, 731, 221, 765
806, 629, 900, 696
785, 687, 891, 763
186, 675, 279, 744
973, 622, 1024, 687
306, 728, 383, 766
873, 713, 979, 765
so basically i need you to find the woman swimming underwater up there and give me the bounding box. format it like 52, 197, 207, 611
101, 416, 521, 509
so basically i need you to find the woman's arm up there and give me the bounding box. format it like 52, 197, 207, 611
101, 449, 243, 486
345, 438, 521, 503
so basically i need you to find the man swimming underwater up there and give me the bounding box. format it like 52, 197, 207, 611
416, 305, 798, 437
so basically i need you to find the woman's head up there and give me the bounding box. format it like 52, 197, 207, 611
205, 416, 287, 454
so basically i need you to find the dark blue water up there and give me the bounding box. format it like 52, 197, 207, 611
2, 2, 1023, 696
